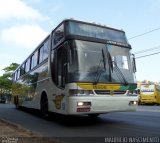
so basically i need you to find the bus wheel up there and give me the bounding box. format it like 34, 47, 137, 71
41, 95, 49, 118
14, 96, 19, 109
88, 114, 100, 118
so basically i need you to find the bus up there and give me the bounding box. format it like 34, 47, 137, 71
139, 84, 160, 104
12, 19, 138, 117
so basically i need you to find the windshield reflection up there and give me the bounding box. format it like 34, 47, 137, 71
68, 40, 134, 84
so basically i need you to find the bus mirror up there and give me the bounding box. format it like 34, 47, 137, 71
64, 42, 70, 63
63, 63, 68, 82
132, 54, 136, 73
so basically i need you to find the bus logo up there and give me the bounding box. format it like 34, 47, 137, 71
53, 94, 64, 109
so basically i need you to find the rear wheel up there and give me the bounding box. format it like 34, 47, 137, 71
14, 96, 19, 109
88, 114, 100, 118
41, 95, 49, 118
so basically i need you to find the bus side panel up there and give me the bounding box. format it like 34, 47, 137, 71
15, 62, 49, 109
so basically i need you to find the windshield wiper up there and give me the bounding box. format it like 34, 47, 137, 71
113, 61, 128, 85
106, 50, 113, 82
102, 49, 106, 71
105, 45, 127, 85
94, 49, 106, 85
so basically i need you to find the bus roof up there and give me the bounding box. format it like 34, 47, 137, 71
62, 18, 126, 33
14, 18, 128, 72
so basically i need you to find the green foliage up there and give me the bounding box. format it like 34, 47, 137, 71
0, 63, 19, 94
141, 80, 155, 85
0, 76, 11, 90
3, 63, 19, 72
3, 63, 19, 79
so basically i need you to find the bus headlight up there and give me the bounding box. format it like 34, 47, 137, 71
77, 101, 91, 107
129, 101, 138, 106
77, 102, 84, 106
69, 89, 94, 96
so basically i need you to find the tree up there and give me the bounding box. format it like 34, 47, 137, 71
0, 63, 19, 95
2, 63, 19, 79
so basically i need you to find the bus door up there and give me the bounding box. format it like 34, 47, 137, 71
56, 44, 68, 88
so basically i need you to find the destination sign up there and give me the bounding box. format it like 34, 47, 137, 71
106, 40, 130, 47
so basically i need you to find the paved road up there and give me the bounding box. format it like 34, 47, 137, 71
0, 104, 160, 142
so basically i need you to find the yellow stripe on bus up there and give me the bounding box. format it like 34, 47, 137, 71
77, 83, 121, 90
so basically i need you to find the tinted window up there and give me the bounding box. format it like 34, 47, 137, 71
20, 64, 25, 76
67, 21, 128, 44
53, 24, 64, 45
17, 69, 20, 79
39, 39, 49, 63
43, 40, 49, 60
39, 45, 44, 63
31, 51, 38, 69
57, 44, 68, 88
25, 58, 30, 72
14, 71, 17, 81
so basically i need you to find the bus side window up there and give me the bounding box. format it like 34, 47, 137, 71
57, 45, 67, 88
31, 51, 38, 70
25, 58, 30, 73
39, 39, 49, 63
50, 50, 56, 83
43, 40, 49, 60
14, 71, 17, 81
53, 24, 64, 46
17, 69, 20, 79
39, 45, 44, 63
20, 64, 25, 76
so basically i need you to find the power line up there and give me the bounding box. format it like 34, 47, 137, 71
134, 45, 160, 55
135, 51, 160, 59
128, 27, 160, 58
128, 27, 160, 40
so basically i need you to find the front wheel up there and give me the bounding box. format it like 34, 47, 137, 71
41, 96, 49, 118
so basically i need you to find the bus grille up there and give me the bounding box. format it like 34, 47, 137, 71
94, 90, 126, 95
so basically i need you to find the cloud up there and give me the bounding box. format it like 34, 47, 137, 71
1, 24, 48, 49
0, 0, 43, 21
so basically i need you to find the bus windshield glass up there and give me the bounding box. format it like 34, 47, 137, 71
68, 40, 133, 84
67, 21, 128, 44
140, 85, 154, 94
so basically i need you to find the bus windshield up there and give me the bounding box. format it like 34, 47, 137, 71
68, 40, 133, 84
140, 85, 154, 94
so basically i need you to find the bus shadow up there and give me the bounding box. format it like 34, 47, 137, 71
49, 113, 102, 126
48, 112, 125, 127
20, 107, 124, 127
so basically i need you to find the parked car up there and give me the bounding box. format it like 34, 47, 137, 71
0, 96, 6, 103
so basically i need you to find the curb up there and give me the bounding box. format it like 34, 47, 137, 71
0, 118, 41, 137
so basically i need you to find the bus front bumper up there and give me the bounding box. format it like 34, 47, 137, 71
67, 96, 138, 115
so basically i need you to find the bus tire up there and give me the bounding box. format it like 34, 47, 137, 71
40, 94, 49, 118
14, 96, 19, 109
88, 114, 100, 118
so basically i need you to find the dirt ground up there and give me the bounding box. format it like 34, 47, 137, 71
0, 119, 63, 143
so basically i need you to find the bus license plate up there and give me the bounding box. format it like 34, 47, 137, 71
77, 108, 90, 112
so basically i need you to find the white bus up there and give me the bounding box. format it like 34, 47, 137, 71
12, 19, 138, 117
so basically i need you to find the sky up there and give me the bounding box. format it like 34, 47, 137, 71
0, 0, 160, 82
